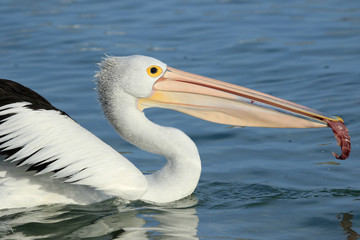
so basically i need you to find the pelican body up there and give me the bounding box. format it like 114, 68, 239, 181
0, 55, 343, 209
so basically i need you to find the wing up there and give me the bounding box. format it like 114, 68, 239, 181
0, 79, 148, 200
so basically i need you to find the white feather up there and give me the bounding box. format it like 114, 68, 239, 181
0, 102, 148, 204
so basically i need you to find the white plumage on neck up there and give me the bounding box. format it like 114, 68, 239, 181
96, 56, 201, 203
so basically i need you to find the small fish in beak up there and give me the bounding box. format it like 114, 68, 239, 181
325, 119, 351, 160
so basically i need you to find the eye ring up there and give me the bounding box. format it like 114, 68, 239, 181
146, 65, 163, 78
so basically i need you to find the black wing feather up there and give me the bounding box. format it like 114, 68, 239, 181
0, 79, 66, 173
0, 78, 67, 114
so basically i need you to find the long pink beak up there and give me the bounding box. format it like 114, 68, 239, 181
138, 66, 342, 128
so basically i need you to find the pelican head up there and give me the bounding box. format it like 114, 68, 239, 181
97, 55, 166, 98
97, 55, 340, 130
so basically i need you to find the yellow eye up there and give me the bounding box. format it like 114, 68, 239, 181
146, 65, 163, 78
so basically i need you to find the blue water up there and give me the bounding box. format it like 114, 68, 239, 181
1, 0, 360, 239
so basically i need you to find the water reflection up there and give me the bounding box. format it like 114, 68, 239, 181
0, 196, 199, 239
339, 212, 360, 240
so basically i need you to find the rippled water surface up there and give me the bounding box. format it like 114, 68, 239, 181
1, 0, 360, 239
